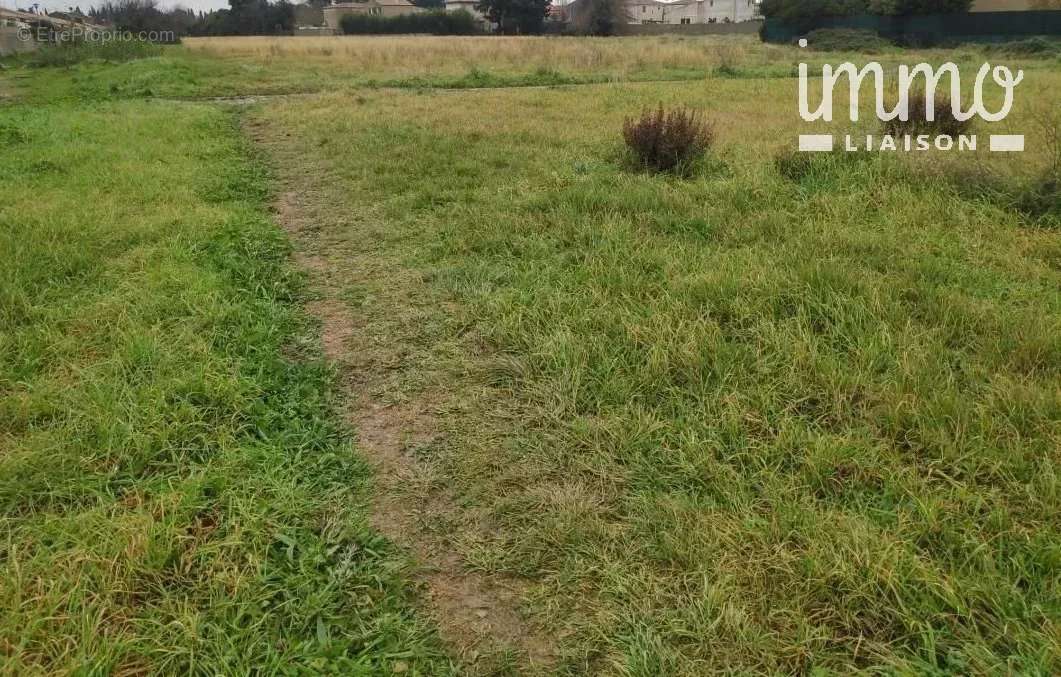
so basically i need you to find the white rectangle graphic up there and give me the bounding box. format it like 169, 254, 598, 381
799, 134, 834, 152
989, 135, 1024, 152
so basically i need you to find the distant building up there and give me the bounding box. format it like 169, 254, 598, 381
646, 0, 760, 24
0, 8, 31, 28
1, 6, 107, 56
47, 9, 93, 23
573, 0, 760, 26
323, 0, 425, 30
0, 6, 105, 33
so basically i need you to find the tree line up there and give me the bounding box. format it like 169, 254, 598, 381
759, 0, 975, 31
83, 0, 558, 37
86, 0, 297, 37
68, 0, 1061, 39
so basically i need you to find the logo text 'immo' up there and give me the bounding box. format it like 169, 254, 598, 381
796, 56, 1025, 153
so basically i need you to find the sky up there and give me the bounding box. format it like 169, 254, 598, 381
3, 0, 230, 12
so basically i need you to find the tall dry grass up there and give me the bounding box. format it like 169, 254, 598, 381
182, 35, 793, 76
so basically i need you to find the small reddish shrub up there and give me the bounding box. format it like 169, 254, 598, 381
622, 104, 715, 174
882, 91, 972, 139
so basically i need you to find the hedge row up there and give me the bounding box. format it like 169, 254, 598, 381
340, 10, 480, 35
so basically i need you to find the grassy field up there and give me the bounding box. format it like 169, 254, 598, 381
0, 85, 452, 674
11, 34, 1058, 102
253, 71, 1061, 674
1, 35, 1060, 675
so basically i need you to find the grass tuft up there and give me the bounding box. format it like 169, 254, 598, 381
883, 91, 973, 139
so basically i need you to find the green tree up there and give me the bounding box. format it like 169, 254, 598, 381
761, 0, 971, 30
223, 0, 294, 34
760, 0, 867, 31
475, 0, 550, 33
574, 0, 628, 35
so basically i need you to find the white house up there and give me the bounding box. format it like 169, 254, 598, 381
627, 0, 760, 24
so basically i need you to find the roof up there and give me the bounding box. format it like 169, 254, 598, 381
0, 8, 42, 21
0, 7, 106, 31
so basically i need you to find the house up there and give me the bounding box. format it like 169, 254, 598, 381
1, 6, 107, 56
1, 7, 106, 34
628, 1, 666, 22
323, 0, 425, 30
1, 6, 104, 31
0, 8, 32, 27
580, 0, 760, 26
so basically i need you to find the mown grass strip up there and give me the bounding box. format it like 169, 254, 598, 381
0, 99, 452, 674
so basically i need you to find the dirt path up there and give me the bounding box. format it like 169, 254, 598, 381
243, 116, 556, 674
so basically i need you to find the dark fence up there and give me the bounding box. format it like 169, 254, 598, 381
762, 10, 1061, 45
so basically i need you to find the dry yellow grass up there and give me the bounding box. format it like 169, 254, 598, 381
176, 35, 1053, 93
182, 34, 795, 77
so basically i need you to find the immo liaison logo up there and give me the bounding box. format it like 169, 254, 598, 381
796, 41, 1025, 154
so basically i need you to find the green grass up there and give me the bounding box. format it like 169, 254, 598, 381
3, 37, 1060, 675
257, 80, 1061, 674
0, 98, 452, 673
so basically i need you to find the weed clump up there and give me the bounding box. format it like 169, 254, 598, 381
985, 37, 1061, 58
933, 163, 1060, 225
1014, 176, 1060, 222
0, 122, 27, 146
882, 91, 972, 139
622, 104, 714, 175
774, 146, 874, 189
774, 147, 815, 182
1014, 102, 1061, 223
